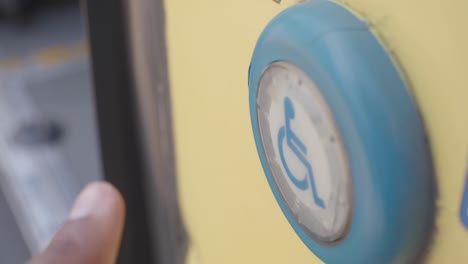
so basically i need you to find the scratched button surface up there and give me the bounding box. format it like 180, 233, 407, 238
256, 61, 352, 243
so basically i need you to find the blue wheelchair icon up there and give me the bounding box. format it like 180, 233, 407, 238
278, 97, 325, 208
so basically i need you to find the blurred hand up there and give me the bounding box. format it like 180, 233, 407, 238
27, 182, 125, 264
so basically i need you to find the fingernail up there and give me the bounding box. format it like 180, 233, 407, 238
69, 182, 107, 220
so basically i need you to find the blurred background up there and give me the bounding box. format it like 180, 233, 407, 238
0, 0, 102, 262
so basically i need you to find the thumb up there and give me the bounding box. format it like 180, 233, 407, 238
27, 182, 126, 264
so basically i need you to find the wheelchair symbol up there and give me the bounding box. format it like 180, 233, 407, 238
278, 97, 325, 208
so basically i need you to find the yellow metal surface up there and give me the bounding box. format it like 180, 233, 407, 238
165, 1, 316, 263
165, 0, 468, 263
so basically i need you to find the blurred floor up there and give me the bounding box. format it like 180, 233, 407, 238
0, 190, 29, 263
0, 3, 101, 263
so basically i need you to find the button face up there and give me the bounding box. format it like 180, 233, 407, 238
256, 61, 352, 243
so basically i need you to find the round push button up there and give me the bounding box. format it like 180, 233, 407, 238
248, 0, 435, 263
256, 61, 351, 243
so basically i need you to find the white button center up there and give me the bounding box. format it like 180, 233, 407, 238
256, 61, 352, 242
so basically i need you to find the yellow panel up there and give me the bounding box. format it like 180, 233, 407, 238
165, 1, 320, 263
165, 0, 468, 263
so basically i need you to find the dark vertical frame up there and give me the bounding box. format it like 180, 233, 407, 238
84, 0, 187, 263
83, 0, 155, 263
124, 0, 188, 263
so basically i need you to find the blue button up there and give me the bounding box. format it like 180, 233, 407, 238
248, 0, 436, 263
461, 162, 468, 228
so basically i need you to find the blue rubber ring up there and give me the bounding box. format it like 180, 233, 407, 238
461, 161, 468, 229
248, 1, 435, 263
